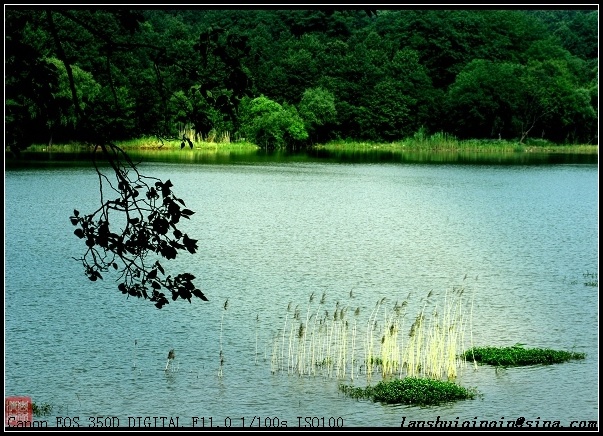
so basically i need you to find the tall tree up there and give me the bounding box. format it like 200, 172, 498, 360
444, 60, 524, 140
445, 57, 597, 143
298, 87, 337, 144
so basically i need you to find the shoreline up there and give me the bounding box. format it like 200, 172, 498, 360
12, 140, 600, 156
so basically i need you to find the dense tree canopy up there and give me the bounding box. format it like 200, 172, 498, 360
6, 7, 597, 152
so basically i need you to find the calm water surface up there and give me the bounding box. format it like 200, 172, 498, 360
5, 157, 598, 428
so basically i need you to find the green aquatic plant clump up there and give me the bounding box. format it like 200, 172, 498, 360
32, 401, 53, 417
339, 377, 477, 406
461, 344, 585, 367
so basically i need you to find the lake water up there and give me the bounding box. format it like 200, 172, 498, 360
4, 152, 599, 429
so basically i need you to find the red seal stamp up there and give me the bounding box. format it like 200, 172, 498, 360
5, 396, 32, 427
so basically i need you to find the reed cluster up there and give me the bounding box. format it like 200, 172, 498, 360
269, 285, 473, 384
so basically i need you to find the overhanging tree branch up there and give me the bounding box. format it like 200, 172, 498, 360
44, 9, 209, 308
69, 142, 207, 308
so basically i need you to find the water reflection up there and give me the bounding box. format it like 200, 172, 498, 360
5, 147, 598, 168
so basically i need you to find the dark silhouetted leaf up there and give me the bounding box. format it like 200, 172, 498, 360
183, 234, 198, 254
193, 289, 209, 301
160, 180, 173, 198
179, 273, 195, 281
152, 217, 169, 235
160, 244, 177, 260
169, 240, 184, 249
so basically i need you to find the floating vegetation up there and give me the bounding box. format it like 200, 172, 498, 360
339, 377, 478, 406
32, 402, 53, 417
461, 344, 586, 367
566, 271, 598, 287
583, 271, 598, 287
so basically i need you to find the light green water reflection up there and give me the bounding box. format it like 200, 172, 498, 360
6, 147, 599, 167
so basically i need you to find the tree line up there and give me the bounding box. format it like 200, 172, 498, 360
6, 8, 598, 153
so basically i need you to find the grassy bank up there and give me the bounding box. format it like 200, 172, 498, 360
116, 137, 260, 152
22, 134, 598, 155
315, 136, 598, 155
23, 137, 259, 153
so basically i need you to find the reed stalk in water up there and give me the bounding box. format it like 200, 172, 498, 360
165, 349, 175, 371
219, 299, 228, 377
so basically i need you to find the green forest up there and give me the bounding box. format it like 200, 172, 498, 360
6, 7, 599, 153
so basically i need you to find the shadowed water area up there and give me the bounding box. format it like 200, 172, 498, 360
4, 149, 598, 428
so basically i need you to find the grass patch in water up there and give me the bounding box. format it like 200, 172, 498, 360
583, 271, 598, 287
32, 401, 53, 417
339, 377, 478, 406
461, 344, 585, 367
